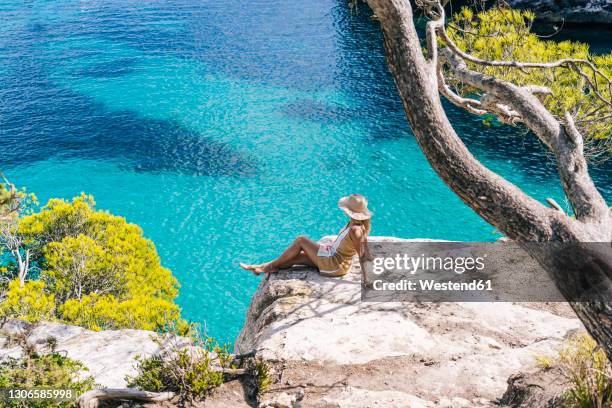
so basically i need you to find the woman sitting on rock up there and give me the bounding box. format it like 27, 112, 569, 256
240, 194, 372, 277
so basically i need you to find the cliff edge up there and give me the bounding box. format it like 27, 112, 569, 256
0, 320, 185, 388
235, 237, 581, 407
0, 238, 583, 407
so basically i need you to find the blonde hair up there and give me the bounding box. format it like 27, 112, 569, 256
348, 218, 371, 260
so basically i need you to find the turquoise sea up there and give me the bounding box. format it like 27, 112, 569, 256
1, 0, 610, 341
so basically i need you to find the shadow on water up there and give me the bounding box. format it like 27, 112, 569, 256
76, 58, 140, 79
0, 75, 256, 177
2, 0, 607, 191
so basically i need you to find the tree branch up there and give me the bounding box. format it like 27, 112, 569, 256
438, 27, 612, 108
364, 0, 564, 241
76, 389, 175, 408
441, 48, 609, 224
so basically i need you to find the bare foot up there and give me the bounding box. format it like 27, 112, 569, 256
240, 263, 277, 275
240, 263, 262, 275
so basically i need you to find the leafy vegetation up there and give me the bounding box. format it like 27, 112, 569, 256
0, 280, 55, 323
445, 7, 611, 158
126, 333, 233, 399
250, 358, 273, 396
0, 179, 38, 292
0, 180, 194, 402
0, 185, 188, 334
534, 353, 555, 370
536, 332, 611, 407
126, 329, 274, 402
0, 179, 36, 222
0, 326, 96, 408
558, 333, 612, 408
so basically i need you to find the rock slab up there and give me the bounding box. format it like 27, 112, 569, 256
0, 320, 177, 388
235, 237, 582, 407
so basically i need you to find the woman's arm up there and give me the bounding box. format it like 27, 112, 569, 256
350, 226, 373, 287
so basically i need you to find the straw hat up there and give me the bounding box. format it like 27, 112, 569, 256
338, 194, 372, 220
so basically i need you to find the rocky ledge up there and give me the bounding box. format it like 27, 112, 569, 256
234, 237, 581, 407
0, 237, 583, 407
0, 320, 186, 388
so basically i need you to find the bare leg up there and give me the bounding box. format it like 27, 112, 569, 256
264, 236, 320, 272
240, 236, 320, 274
240, 252, 314, 274
277, 251, 316, 269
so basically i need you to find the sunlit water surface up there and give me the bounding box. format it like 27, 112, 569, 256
1, 0, 610, 341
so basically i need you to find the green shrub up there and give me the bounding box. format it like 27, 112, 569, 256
126, 335, 232, 399
0, 328, 95, 408
251, 358, 272, 396
536, 332, 611, 407
127, 354, 166, 392
534, 354, 555, 371
0, 179, 36, 221
558, 333, 611, 408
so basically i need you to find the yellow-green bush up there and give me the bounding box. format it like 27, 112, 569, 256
0, 280, 55, 323
535, 353, 555, 370
535, 332, 611, 407
0, 181, 36, 221
250, 358, 272, 396
9, 194, 187, 333
126, 336, 232, 399
445, 7, 611, 154
43, 235, 121, 303
59, 292, 187, 333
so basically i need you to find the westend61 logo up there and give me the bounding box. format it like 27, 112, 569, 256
372, 253, 486, 275
371, 251, 493, 292
361, 241, 583, 302
369, 252, 491, 293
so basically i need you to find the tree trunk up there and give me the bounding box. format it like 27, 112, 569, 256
364, 0, 612, 360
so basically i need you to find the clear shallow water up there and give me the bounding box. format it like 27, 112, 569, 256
1, 0, 610, 341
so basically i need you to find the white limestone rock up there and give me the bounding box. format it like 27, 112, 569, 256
235, 237, 582, 406
0, 320, 188, 388
0, 237, 582, 407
